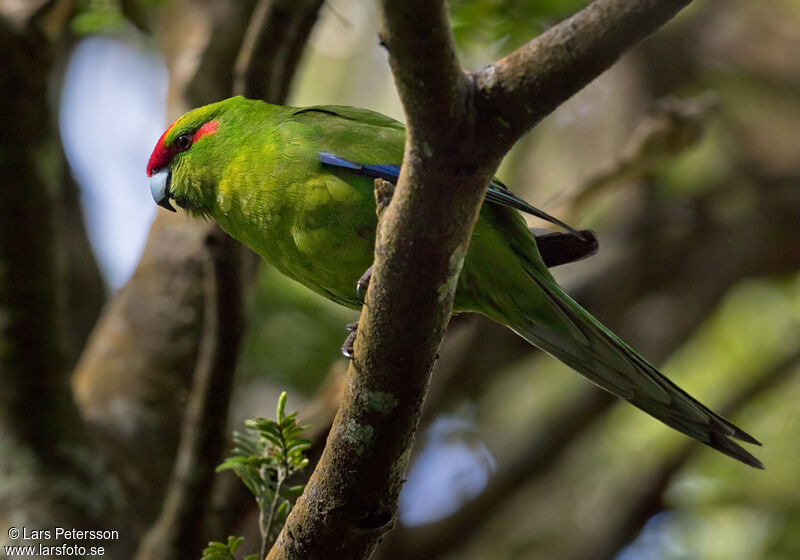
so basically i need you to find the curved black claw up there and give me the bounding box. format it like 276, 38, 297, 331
356, 266, 373, 301
341, 321, 359, 359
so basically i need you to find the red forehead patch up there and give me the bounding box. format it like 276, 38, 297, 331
146, 120, 178, 177
146, 120, 219, 176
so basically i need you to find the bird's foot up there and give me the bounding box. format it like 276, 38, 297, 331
341, 179, 395, 359
356, 266, 372, 301
341, 321, 359, 359
343, 264, 372, 357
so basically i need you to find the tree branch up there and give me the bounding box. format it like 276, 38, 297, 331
185, 0, 257, 107
74, 215, 220, 539
134, 230, 243, 560
0, 10, 91, 477
473, 0, 693, 154
267, 1, 491, 555
0, 10, 114, 548
267, 1, 699, 558
379, 0, 468, 148
234, 0, 324, 103
561, 92, 718, 222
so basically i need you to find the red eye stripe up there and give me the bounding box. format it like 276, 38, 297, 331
192, 120, 218, 143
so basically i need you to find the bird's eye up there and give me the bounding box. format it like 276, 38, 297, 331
175, 133, 193, 151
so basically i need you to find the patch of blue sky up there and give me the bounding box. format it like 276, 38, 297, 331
60, 35, 167, 290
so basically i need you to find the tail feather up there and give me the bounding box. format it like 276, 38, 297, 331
508, 271, 763, 469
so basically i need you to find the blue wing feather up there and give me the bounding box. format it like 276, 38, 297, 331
319, 152, 363, 170
319, 152, 581, 237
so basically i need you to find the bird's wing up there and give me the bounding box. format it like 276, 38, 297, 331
291, 105, 406, 131
318, 152, 582, 237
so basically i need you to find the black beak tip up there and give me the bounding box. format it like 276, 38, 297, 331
158, 198, 177, 212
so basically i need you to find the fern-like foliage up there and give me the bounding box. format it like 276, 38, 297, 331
200, 536, 257, 560
210, 392, 310, 559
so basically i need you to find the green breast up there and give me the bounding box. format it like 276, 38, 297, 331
211, 114, 390, 308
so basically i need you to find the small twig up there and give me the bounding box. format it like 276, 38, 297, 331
258, 462, 283, 560
558, 93, 719, 222
261, 472, 282, 559
262, 403, 292, 557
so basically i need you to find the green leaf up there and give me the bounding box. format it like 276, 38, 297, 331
226, 536, 243, 553
212, 391, 311, 556
200, 535, 247, 560
276, 391, 288, 422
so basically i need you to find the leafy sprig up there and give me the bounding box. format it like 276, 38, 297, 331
204, 392, 310, 560
200, 536, 257, 560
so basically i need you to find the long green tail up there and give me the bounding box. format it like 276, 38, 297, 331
504, 265, 763, 469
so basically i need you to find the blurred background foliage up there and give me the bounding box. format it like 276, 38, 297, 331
450, 0, 590, 55
1, 0, 799, 559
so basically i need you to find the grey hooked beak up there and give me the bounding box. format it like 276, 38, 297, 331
149, 168, 176, 212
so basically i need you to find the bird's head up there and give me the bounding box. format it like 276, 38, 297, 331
147, 96, 246, 216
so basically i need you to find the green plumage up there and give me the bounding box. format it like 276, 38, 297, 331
151, 96, 762, 468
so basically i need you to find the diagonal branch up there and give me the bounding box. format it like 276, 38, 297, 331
474, 0, 693, 154
268, 1, 491, 557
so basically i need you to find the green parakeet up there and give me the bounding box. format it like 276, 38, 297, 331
147, 96, 761, 468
